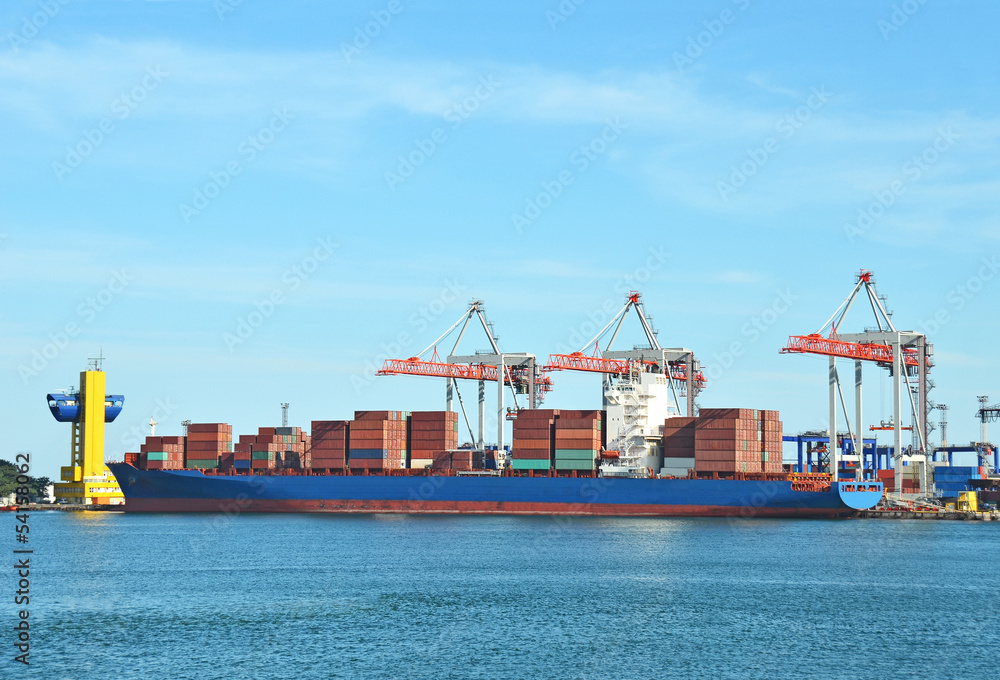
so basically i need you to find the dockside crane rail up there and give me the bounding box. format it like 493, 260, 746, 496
376, 300, 549, 453
542, 291, 704, 416
780, 269, 933, 495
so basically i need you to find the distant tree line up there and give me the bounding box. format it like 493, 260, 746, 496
0, 459, 52, 498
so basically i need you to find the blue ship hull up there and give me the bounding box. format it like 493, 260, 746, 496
108, 464, 882, 518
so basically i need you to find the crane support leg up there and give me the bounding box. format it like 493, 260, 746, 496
478, 380, 485, 451
686, 352, 695, 417
855, 360, 863, 480
893, 338, 903, 495
918, 335, 929, 493
528, 357, 537, 410
497, 357, 505, 453
829, 357, 838, 479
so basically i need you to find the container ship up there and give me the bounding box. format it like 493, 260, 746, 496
108, 370, 883, 516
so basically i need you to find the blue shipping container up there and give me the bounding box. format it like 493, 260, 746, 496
349, 449, 388, 459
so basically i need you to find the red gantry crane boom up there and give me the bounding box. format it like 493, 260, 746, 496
376, 300, 550, 453
544, 350, 706, 386
542, 292, 705, 416
379, 352, 552, 393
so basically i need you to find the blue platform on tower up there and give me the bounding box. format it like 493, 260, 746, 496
46, 392, 124, 422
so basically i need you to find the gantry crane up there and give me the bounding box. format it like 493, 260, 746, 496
377, 300, 550, 452
543, 292, 705, 416
781, 270, 932, 495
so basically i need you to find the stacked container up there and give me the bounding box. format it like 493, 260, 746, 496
933, 465, 983, 497
242, 426, 310, 471
276, 426, 310, 469
662, 416, 697, 475
876, 468, 895, 491
761, 410, 783, 473
477, 447, 500, 470
232, 434, 254, 472
694, 408, 763, 474
429, 450, 453, 470
348, 411, 407, 470
186, 423, 232, 469
251, 426, 282, 470
877, 467, 925, 494
139, 435, 186, 470
511, 409, 558, 471
311, 420, 349, 470
554, 411, 602, 471
450, 449, 474, 471
408, 411, 458, 469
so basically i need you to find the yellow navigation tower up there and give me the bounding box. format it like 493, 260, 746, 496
47, 356, 125, 505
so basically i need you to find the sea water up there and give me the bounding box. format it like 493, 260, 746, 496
15, 512, 999, 679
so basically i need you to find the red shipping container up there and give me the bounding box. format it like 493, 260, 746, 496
187, 441, 225, 451
513, 426, 552, 438
555, 428, 600, 438
555, 410, 601, 420
512, 450, 551, 460
554, 438, 600, 449
556, 419, 602, 429
312, 441, 346, 452
187, 432, 230, 442
188, 423, 232, 433
410, 411, 456, 421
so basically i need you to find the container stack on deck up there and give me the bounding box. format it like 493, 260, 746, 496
138, 435, 185, 470
242, 427, 282, 471
186, 423, 232, 469
511, 408, 557, 471
240, 426, 310, 470
310, 420, 349, 470
477, 446, 500, 470
694, 408, 782, 475
231, 433, 253, 471
662, 417, 697, 476
554, 411, 602, 471
761, 410, 783, 473
450, 449, 474, 471
409, 411, 458, 469
126, 406, 791, 477
348, 411, 407, 471
279, 427, 310, 469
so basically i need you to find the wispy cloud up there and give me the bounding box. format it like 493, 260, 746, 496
2, 38, 999, 234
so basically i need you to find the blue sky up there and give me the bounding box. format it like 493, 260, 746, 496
2, 0, 998, 477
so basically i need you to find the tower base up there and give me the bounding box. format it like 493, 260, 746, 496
54, 465, 125, 506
